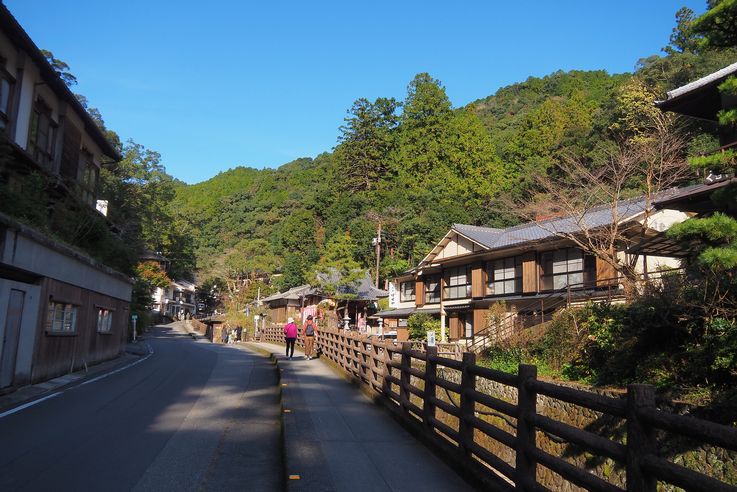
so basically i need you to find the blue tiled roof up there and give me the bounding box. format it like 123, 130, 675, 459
452, 196, 650, 252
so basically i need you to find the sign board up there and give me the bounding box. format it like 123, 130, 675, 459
131, 314, 138, 321
388, 282, 398, 308
427, 330, 436, 347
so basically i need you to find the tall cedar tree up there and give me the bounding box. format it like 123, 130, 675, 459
335, 97, 399, 192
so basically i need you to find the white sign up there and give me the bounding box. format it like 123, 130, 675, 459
388, 282, 398, 308
427, 330, 436, 347
96, 200, 109, 216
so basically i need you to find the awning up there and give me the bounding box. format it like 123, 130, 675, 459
444, 304, 472, 313
371, 306, 440, 319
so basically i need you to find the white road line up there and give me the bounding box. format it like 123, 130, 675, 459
79, 342, 154, 386
0, 392, 62, 419
0, 342, 154, 419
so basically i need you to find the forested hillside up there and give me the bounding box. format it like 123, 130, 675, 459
171, 4, 737, 297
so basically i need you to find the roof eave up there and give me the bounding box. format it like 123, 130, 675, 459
0, 4, 121, 161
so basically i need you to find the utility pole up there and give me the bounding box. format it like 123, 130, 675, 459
374, 222, 381, 288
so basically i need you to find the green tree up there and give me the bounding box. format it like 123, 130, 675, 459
40, 49, 77, 87
692, 0, 737, 48
395, 73, 453, 179
334, 97, 399, 192
312, 231, 364, 298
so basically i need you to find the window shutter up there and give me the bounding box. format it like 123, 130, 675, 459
596, 257, 618, 286
415, 278, 425, 307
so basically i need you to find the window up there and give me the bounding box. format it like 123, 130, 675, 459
97, 308, 114, 333
78, 150, 98, 205
444, 266, 471, 300
46, 301, 77, 333
0, 74, 13, 130
424, 274, 441, 304
540, 248, 595, 291
487, 256, 522, 295
400, 281, 415, 302
28, 99, 57, 168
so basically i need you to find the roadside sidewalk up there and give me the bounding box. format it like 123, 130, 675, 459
0, 340, 150, 415
251, 342, 475, 492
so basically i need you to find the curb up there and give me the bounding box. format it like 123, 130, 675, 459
244, 343, 289, 491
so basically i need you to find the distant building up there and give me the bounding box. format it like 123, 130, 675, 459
153, 280, 197, 319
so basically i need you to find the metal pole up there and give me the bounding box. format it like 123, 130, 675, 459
133, 319, 137, 342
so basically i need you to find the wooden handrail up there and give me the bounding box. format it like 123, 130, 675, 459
258, 324, 736, 491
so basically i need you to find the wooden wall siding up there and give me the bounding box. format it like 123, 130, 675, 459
596, 257, 617, 286
32, 278, 128, 383
449, 315, 460, 339
436, 233, 481, 260
272, 306, 287, 323
473, 309, 486, 336
521, 252, 538, 293
471, 264, 485, 298
415, 278, 425, 307
396, 327, 409, 341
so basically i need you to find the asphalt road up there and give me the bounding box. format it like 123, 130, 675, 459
0, 326, 282, 492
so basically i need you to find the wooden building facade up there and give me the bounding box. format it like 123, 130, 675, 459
380, 197, 688, 342
0, 214, 133, 390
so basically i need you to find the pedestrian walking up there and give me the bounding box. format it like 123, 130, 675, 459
284, 317, 298, 359
303, 315, 316, 359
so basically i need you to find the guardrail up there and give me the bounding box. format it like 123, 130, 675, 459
259, 324, 737, 491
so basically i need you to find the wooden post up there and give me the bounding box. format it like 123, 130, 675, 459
515, 364, 538, 490
423, 346, 438, 432
458, 352, 476, 455
381, 342, 391, 397
399, 342, 412, 416
626, 384, 657, 492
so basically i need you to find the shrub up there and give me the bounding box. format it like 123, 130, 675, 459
407, 312, 440, 341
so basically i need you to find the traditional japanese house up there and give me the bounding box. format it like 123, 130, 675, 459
380, 195, 688, 346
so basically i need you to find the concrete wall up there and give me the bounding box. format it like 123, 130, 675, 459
1, 227, 131, 301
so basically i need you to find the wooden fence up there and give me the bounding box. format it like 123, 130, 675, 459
260, 324, 737, 491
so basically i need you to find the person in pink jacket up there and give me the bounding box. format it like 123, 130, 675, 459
283, 317, 298, 359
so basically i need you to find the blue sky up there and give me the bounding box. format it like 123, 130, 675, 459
6, 1, 706, 184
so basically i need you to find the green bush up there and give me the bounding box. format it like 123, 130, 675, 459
407, 312, 440, 341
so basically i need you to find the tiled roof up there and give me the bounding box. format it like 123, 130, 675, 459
318, 269, 389, 300
660, 62, 737, 103
261, 284, 319, 303
450, 196, 656, 254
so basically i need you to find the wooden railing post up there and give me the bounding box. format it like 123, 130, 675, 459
626, 384, 657, 492
458, 351, 476, 456
399, 342, 412, 416
423, 346, 438, 432
515, 364, 538, 490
